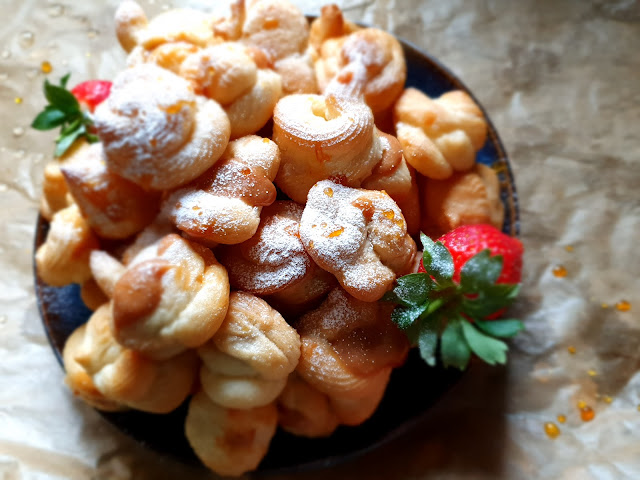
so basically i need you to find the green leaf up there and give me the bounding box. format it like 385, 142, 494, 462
391, 303, 428, 331
462, 283, 520, 319
461, 321, 508, 365
54, 124, 85, 157
440, 321, 471, 370
393, 273, 433, 306
31, 107, 68, 130
460, 250, 503, 292
420, 233, 454, 286
418, 322, 438, 366
475, 319, 524, 338
60, 73, 71, 88
44, 79, 80, 114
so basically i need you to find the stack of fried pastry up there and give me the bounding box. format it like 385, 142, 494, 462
35, 0, 506, 476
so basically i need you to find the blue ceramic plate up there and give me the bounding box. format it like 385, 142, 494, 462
34, 33, 519, 474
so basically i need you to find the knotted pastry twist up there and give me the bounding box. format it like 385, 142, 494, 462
311, 6, 406, 114
94, 64, 230, 191
394, 88, 488, 179
295, 288, 409, 426
273, 94, 384, 203
421, 163, 504, 237
277, 372, 339, 437
241, 0, 317, 94
185, 390, 278, 477
40, 163, 71, 221
361, 131, 421, 235
218, 201, 336, 315
60, 143, 159, 239
36, 203, 99, 287
62, 323, 124, 411
300, 180, 416, 302
40, 140, 92, 221
64, 304, 198, 413
180, 42, 282, 138
197, 291, 300, 409
115, 0, 217, 54
111, 233, 230, 360
165, 135, 280, 245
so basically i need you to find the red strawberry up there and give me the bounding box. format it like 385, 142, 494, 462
71, 80, 112, 112
386, 225, 524, 370
438, 224, 523, 284
32, 74, 110, 157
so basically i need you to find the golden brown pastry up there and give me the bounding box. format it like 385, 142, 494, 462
311, 6, 405, 114
115, 0, 217, 54
62, 324, 125, 411
197, 292, 300, 409
421, 163, 504, 237
80, 279, 109, 311
40, 162, 71, 222
164, 135, 280, 245
308, 4, 359, 52
241, 0, 317, 94
300, 180, 416, 302
180, 42, 283, 139
295, 288, 409, 425
111, 233, 230, 360
89, 250, 126, 299
67, 304, 198, 413
361, 131, 421, 235
60, 143, 159, 239
218, 201, 336, 311
185, 390, 278, 477
36, 204, 99, 287
277, 372, 339, 437
94, 64, 230, 191
394, 88, 488, 179
273, 94, 385, 203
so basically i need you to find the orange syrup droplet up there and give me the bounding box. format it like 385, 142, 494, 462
577, 400, 587, 409
14, 97, 22, 104
328, 227, 344, 238
324, 187, 334, 197
263, 18, 279, 29
567, 346, 576, 354
383, 209, 395, 220
552, 265, 568, 277
191, 205, 201, 211
241, 167, 251, 176
544, 422, 560, 439
262, 138, 270, 143
308, 240, 314, 249
565, 245, 574, 252
580, 406, 595, 422
556, 414, 566, 424
41, 60, 52, 74
616, 300, 631, 312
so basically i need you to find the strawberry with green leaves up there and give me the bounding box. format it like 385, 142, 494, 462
31, 74, 112, 157
384, 224, 524, 370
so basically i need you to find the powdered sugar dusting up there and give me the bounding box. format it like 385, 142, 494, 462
220, 201, 311, 295
95, 64, 230, 190
300, 180, 414, 301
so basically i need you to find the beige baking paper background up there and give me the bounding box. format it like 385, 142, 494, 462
1, 0, 639, 478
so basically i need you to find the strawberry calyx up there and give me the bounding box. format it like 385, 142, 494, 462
31, 74, 105, 157
383, 233, 523, 370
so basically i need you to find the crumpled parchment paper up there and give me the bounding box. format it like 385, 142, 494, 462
1, 0, 639, 478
